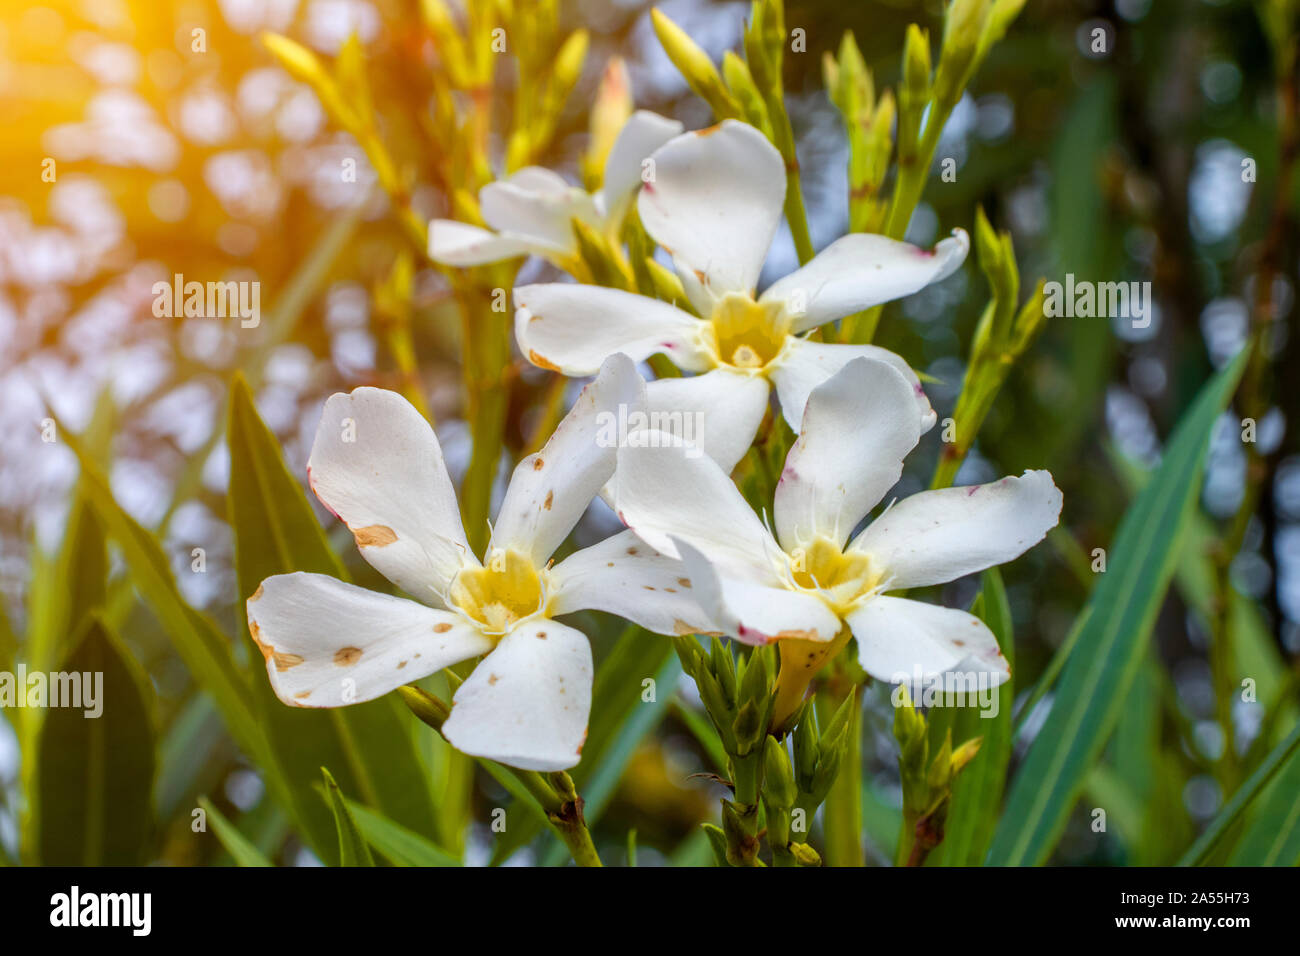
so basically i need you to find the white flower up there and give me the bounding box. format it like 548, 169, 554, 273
427, 110, 683, 267
610, 355, 1062, 692
515, 120, 968, 472
246, 354, 712, 771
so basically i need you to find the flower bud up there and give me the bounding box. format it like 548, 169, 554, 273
762, 735, 798, 809
651, 8, 742, 119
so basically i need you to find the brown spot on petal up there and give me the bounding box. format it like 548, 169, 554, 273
529, 349, 561, 372
543, 490, 554, 511
626, 546, 638, 556
294, 691, 311, 700
677, 577, 691, 588
488, 673, 499, 685
273, 652, 304, 671
537, 631, 547, 640
334, 646, 363, 666
665, 587, 677, 593
398, 660, 408, 669
354, 525, 398, 548
434, 622, 453, 633
533, 457, 545, 470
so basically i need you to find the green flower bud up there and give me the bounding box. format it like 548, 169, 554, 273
651, 8, 742, 119
762, 736, 798, 809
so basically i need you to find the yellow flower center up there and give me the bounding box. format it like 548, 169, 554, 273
450, 549, 545, 634
704, 293, 790, 372
787, 537, 880, 615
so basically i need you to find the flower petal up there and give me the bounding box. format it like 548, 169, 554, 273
851, 470, 1063, 589
612, 433, 781, 582
761, 229, 970, 331
308, 387, 473, 604
480, 169, 598, 247
514, 283, 710, 375
548, 530, 718, 636
643, 367, 770, 474
442, 619, 593, 771
774, 356, 923, 552
247, 573, 491, 708
490, 354, 642, 564
637, 120, 785, 299
428, 220, 569, 267
847, 595, 1008, 686
769, 337, 935, 433
597, 110, 684, 221
675, 538, 842, 646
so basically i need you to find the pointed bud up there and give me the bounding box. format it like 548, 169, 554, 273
792, 705, 820, 792
762, 736, 798, 809
584, 58, 633, 190
651, 8, 742, 119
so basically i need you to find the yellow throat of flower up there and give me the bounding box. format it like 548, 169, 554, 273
787, 536, 880, 615
704, 292, 791, 372
450, 549, 545, 634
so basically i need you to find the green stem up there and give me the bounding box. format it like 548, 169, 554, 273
820, 683, 863, 866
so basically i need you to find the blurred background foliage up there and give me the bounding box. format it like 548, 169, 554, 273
0, 0, 1297, 866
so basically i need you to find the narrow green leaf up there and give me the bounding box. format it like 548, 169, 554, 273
60, 428, 265, 764
1228, 726, 1300, 865
1180, 721, 1300, 866
344, 799, 461, 866
987, 350, 1248, 866
931, 568, 1014, 865
227, 376, 440, 860
199, 797, 274, 867
36, 617, 155, 865
319, 769, 374, 867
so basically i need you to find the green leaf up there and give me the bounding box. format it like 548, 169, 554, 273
226, 376, 440, 862
319, 768, 374, 867
1180, 721, 1300, 866
198, 797, 274, 867
987, 350, 1248, 866
344, 799, 461, 866
59, 427, 269, 782
1228, 726, 1300, 865
931, 568, 1014, 865
36, 617, 155, 865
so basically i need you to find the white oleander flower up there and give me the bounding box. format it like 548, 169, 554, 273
610, 355, 1062, 690
427, 110, 683, 267
246, 354, 713, 771
515, 120, 969, 473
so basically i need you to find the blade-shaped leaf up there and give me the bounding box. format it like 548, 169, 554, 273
59, 428, 268, 780
227, 376, 439, 860
344, 799, 461, 866
1180, 720, 1300, 866
199, 796, 274, 867
1227, 725, 1300, 865
320, 768, 374, 866
930, 568, 1014, 866
986, 349, 1248, 865
36, 617, 155, 865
